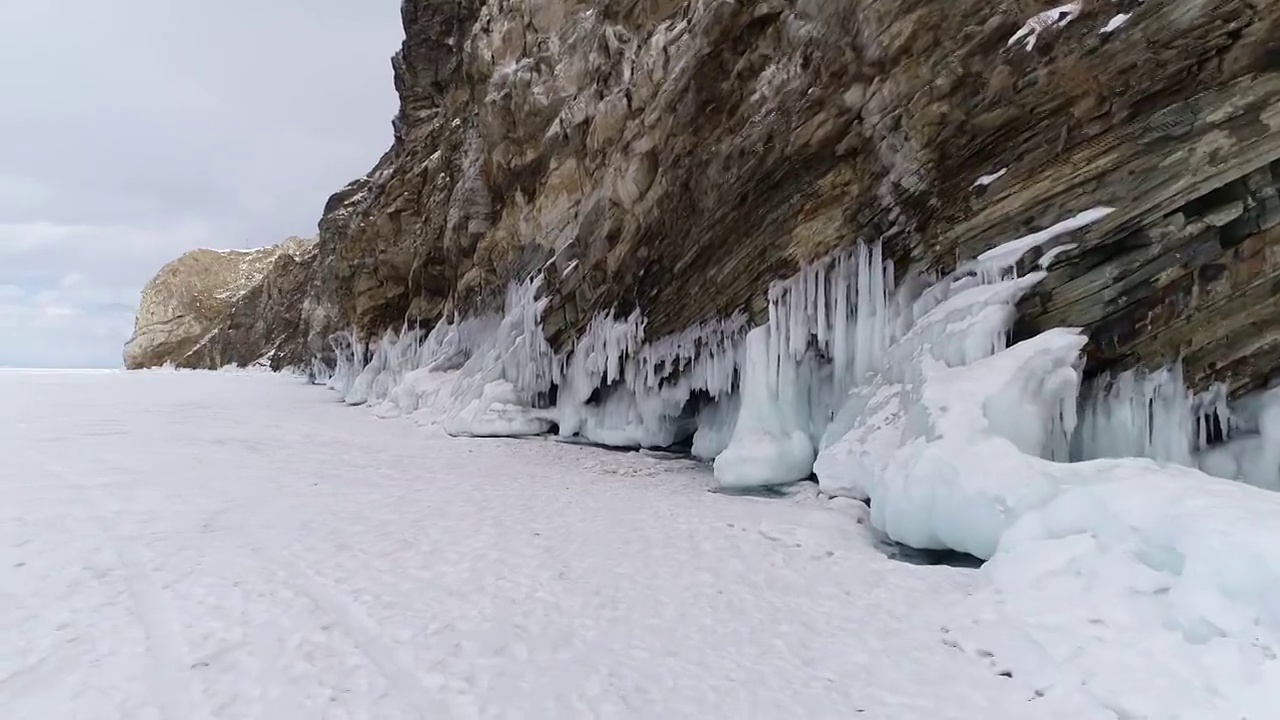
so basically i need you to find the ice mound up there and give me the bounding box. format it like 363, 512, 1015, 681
948, 457, 1280, 717
319, 282, 555, 437
807, 215, 1280, 715
713, 327, 819, 487
820, 327, 1087, 558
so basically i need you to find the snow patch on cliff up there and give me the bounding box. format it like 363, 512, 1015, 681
1009, 4, 1082, 52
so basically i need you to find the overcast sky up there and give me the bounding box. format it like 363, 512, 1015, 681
0, 0, 404, 367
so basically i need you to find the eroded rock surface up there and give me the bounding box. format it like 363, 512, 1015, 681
138, 0, 1280, 394
124, 237, 316, 369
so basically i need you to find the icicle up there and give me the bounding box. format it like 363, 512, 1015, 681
1073, 365, 1195, 465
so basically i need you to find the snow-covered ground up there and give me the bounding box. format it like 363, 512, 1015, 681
1, 369, 1081, 720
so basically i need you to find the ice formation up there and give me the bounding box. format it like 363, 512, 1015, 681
1197, 386, 1280, 490
313, 234, 904, 483
970, 168, 1007, 189
713, 242, 903, 487
318, 281, 555, 437
713, 327, 820, 487
313, 200, 1280, 502
315, 279, 750, 449
1008, 3, 1082, 52
1100, 12, 1131, 34
305, 200, 1280, 716
1072, 363, 1280, 490
312, 208, 1131, 488
1073, 365, 1200, 466
1036, 242, 1076, 269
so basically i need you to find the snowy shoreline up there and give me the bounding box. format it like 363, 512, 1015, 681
289, 205, 1280, 717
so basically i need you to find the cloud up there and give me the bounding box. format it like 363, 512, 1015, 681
0, 0, 404, 367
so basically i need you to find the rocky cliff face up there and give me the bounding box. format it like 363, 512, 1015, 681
143, 0, 1280, 396
124, 237, 316, 370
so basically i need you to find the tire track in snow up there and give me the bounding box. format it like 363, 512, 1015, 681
254, 547, 452, 719
34, 458, 215, 720
114, 539, 215, 720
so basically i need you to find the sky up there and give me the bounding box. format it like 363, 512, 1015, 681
0, 0, 405, 367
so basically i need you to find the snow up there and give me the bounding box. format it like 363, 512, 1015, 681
1008, 4, 1082, 52
950, 467, 1280, 718
1100, 13, 1130, 34
1037, 242, 1077, 268
965, 207, 1113, 281
13, 188, 1280, 718
2, 369, 1078, 719
971, 168, 1008, 188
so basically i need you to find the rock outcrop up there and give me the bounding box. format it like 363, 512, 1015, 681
124, 237, 316, 370
137, 0, 1280, 396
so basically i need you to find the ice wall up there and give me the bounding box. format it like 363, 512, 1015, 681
1197, 386, 1280, 490
312, 203, 1280, 495
313, 278, 748, 446
314, 280, 556, 436
313, 208, 1142, 491
313, 235, 901, 471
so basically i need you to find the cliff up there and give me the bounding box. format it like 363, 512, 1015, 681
123, 237, 316, 370
136, 0, 1280, 396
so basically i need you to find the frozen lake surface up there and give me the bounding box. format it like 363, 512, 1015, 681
0, 370, 1148, 718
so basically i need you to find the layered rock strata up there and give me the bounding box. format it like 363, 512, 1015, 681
136, 0, 1280, 397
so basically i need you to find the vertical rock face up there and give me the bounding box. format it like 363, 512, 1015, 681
133, 0, 1280, 395
123, 237, 316, 370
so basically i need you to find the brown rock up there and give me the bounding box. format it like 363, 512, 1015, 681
133, 0, 1280, 399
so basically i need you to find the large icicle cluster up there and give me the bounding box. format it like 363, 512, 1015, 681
318, 280, 557, 437
810, 226, 1093, 509
1074, 365, 1202, 466
1073, 363, 1280, 491
313, 203, 1280, 495
314, 277, 752, 449
312, 207, 1146, 492
714, 243, 899, 487
714, 209, 1113, 489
